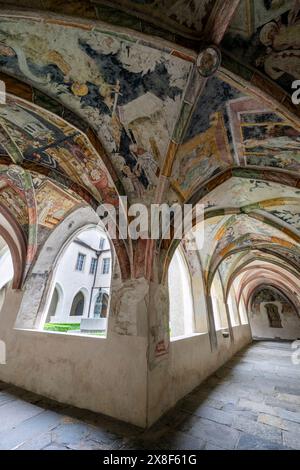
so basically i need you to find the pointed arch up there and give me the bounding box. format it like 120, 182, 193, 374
0, 202, 26, 289
70, 290, 85, 317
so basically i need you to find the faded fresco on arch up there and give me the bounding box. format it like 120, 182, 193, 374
251, 286, 297, 319
268, 204, 300, 230
0, 96, 118, 204
274, 245, 300, 267
201, 212, 296, 278
209, 213, 290, 266
227, 96, 300, 171
0, 17, 192, 201
170, 77, 242, 199
94, 0, 215, 33
225, 0, 300, 93
200, 177, 300, 208
0, 184, 28, 228
0, 165, 31, 232
35, 180, 80, 229
170, 75, 300, 203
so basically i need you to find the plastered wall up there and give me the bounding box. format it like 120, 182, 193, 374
249, 287, 300, 340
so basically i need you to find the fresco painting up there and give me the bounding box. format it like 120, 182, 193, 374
217, 253, 240, 283
251, 286, 297, 317
274, 245, 300, 268
225, 0, 300, 93
208, 214, 293, 273
0, 96, 119, 205
171, 112, 230, 197
93, 0, 215, 34
0, 163, 84, 258
171, 77, 242, 197
0, 7, 299, 332
0, 184, 28, 228
198, 207, 299, 286
198, 215, 229, 270
243, 121, 300, 171
229, 0, 295, 38
1, 15, 299, 209
200, 177, 300, 209
228, 96, 300, 171
0, 17, 192, 201
268, 205, 300, 230
170, 78, 300, 201
35, 180, 80, 229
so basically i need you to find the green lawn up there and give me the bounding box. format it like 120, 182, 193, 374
44, 323, 80, 332
43, 323, 106, 336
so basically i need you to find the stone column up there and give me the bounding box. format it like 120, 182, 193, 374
206, 293, 218, 351
225, 301, 234, 343
146, 281, 171, 427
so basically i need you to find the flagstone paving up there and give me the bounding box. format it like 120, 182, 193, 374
0, 341, 299, 450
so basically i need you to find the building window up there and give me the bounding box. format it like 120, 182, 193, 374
90, 257, 97, 275
102, 257, 110, 274
75, 253, 86, 271
99, 237, 105, 250
93, 290, 109, 318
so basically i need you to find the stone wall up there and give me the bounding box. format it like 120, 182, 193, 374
249, 287, 300, 340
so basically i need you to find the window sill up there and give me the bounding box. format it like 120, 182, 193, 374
13, 327, 107, 340
170, 332, 207, 342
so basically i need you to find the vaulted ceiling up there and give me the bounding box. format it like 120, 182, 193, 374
0, 0, 299, 302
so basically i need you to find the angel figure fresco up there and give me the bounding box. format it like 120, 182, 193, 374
85, 165, 116, 205
64, 140, 89, 164
256, 0, 300, 80
122, 164, 145, 198
88, 167, 108, 191
130, 144, 159, 189
37, 198, 54, 226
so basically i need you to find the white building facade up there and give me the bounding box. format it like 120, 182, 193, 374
44, 228, 112, 325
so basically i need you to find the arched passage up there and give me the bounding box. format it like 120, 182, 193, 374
45, 283, 63, 324
0, 204, 27, 289
38, 220, 114, 335
168, 246, 194, 338
70, 291, 85, 317
0, 236, 14, 313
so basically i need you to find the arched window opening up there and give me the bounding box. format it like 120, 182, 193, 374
0, 236, 14, 314
45, 284, 63, 324
70, 291, 85, 316
168, 247, 194, 339
211, 272, 228, 331
239, 295, 249, 325
228, 287, 240, 327
43, 226, 112, 336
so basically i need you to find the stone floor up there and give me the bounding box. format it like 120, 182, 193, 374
0, 341, 299, 450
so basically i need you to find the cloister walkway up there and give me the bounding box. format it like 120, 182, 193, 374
0, 341, 299, 450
